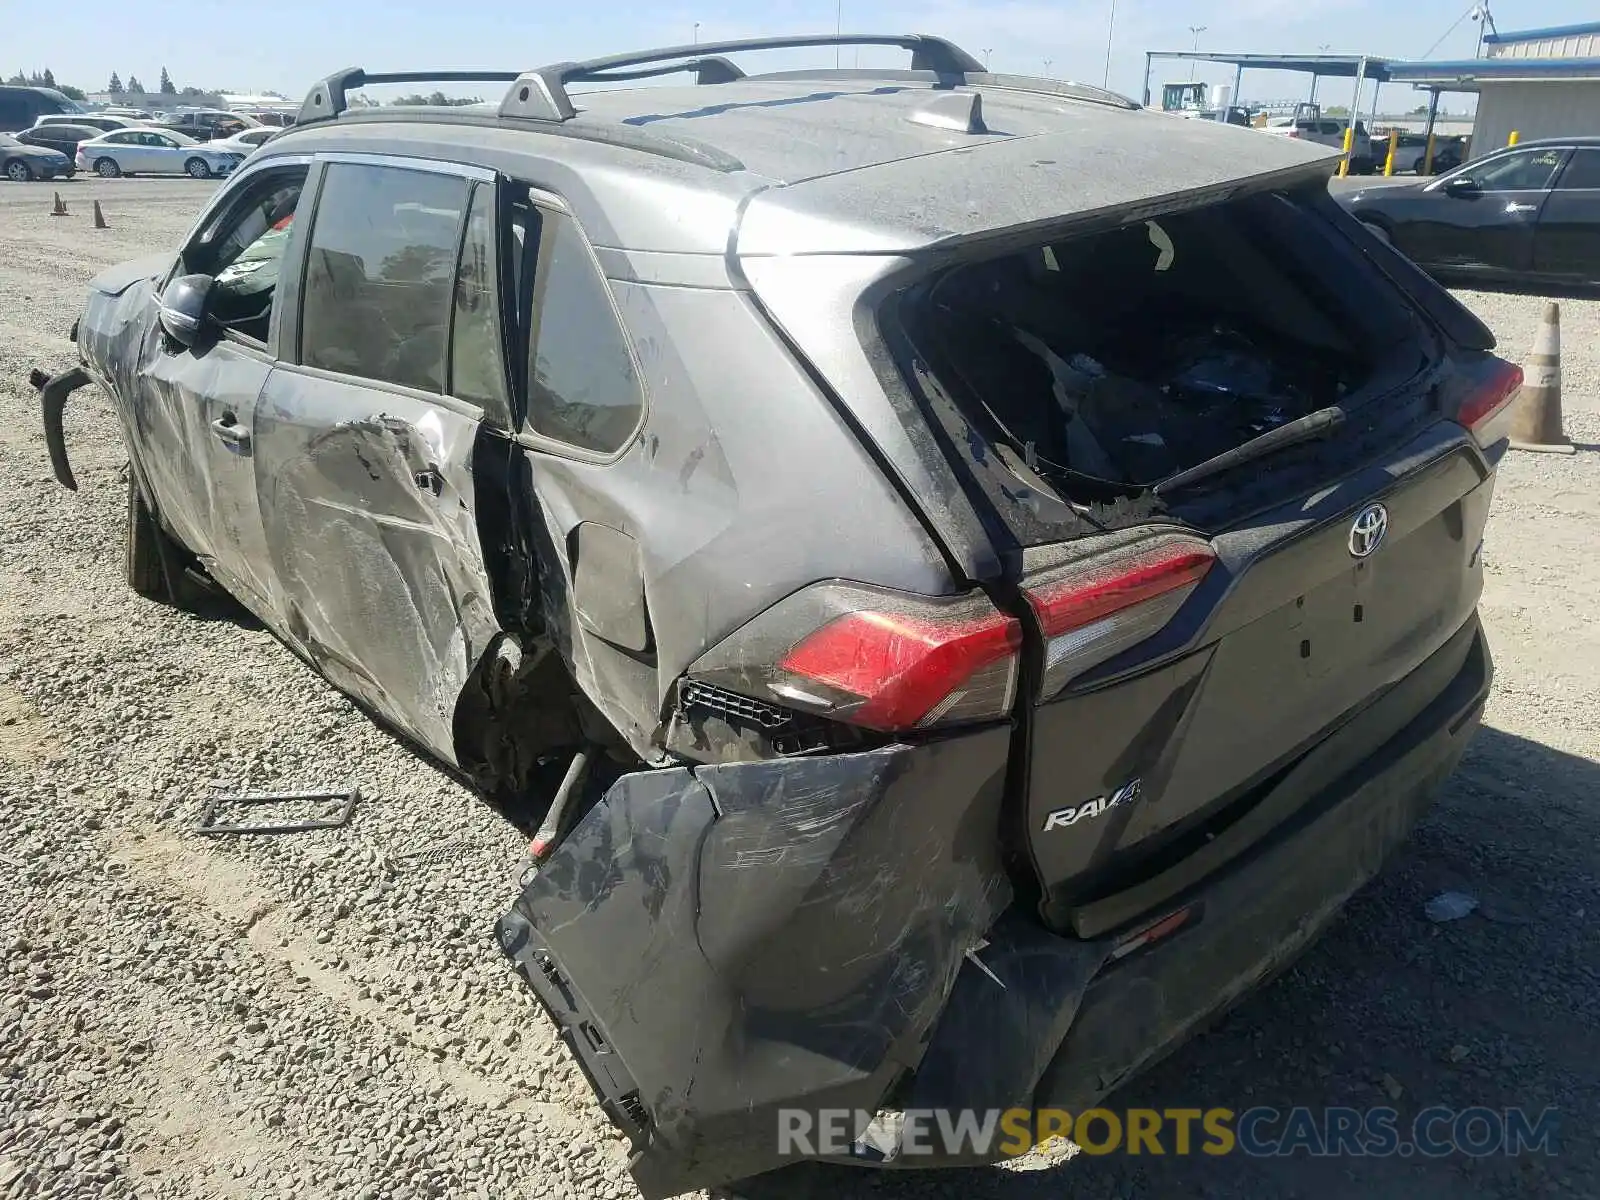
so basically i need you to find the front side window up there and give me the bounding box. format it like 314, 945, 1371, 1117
1458, 148, 1565, 192
522, 210, 644, 455
189, 167, 309, 346
299, 162, 467, 393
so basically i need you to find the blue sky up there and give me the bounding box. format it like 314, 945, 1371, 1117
29, 0, 1598, 112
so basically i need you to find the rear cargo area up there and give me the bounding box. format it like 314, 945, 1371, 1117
899, 186, 1434, 516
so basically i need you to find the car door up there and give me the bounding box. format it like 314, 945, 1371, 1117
250, 156, 506, 764
139, 159, 314, 610
495, 182, 661, 754
148, 132, 185, 173
95, 131, 137, 170
1414, 147, 1566, 275
1533, 146, 1600, 284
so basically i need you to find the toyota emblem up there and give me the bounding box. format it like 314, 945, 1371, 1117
1349, 503, 1389, 559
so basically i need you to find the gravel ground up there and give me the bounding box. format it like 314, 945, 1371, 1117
2, 177, 1597, 1200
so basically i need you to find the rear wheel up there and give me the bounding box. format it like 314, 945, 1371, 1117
95, 157, 120, 178
3, 158, 32, 182
185, 157, 210, 179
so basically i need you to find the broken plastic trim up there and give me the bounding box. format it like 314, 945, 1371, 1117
31, 365, 91, 491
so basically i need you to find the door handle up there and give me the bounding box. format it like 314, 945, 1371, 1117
211, 417, 250, 450
1505, 202, 1538, 213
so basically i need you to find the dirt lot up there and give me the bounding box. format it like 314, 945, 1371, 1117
1, 177, 1597, 1200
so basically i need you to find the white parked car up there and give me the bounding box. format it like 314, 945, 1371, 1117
207, 127, 279, 157
74, 127, 244, 178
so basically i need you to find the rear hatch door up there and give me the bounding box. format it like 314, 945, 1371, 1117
746, 162, 1513, 932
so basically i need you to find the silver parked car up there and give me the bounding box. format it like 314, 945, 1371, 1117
207, 127, 279, 158
74, 127, 243, 178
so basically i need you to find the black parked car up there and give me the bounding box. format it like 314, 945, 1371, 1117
1342, 137, 1600, 288
15, 121, 99, 165
34, 33, 1515, 1198
158, 109, 260, 141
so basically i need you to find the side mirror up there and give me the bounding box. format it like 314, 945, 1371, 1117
1443, 176, 1478, 198
158, 273, 214, 348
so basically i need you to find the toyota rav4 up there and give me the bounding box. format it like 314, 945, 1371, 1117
32, 33, 1518, 1199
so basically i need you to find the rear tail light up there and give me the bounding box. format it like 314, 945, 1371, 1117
684, 583, 1022, 733
1023, 532, 1216, 698
1453, 357, 1523, 448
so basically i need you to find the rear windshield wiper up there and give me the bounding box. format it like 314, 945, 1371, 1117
1153, 405, 1347, 498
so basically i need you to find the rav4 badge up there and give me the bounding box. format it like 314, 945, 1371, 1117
1042, 778, 1143, 832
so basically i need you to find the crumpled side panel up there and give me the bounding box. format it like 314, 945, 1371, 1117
498, 726, 1015, 1198
254, 370, 501, 766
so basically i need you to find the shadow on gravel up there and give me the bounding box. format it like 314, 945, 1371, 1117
730, 725, 1598, 1200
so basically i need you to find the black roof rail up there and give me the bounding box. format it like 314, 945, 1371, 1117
499, 33, 987, 122
297, 69, 520, 126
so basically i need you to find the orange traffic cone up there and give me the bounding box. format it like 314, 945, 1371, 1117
50, 191, 67, 216
1509, 301, 1575, 454
92, 200, 107, 230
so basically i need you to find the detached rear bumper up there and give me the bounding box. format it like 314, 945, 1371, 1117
498, 618, 1491, 1199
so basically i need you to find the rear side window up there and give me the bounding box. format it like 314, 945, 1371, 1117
522, 211, 643, 455
1557, 149, 1600, 190
299, 163, 467, 393
448, 182, 512, 424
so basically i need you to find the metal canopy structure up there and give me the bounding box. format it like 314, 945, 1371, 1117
1140, 51, 1393, 157
1386, 56, 1600, 88
1142, 51, 1397, 92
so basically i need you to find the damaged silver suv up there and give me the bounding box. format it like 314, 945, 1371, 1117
35, 33, 1522, 1199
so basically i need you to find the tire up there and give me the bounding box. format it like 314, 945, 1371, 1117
95, 157, 121, 178
124, 472, 201, 608
185, 157, 210, 179
3, 158, 32, 182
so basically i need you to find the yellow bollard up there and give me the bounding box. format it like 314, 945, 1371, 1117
1384, 129, 1398, 176
1422, 134, 1436, 175
1338, 125, 1353, 177
1508, 130, 1520, 146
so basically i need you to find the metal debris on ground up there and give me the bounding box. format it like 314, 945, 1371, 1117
193, 788, 360, 835
1424, 890, 1479, 923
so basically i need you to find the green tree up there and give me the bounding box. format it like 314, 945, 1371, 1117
42, 68, 56, 87
108, 72, 124, 94
59, 84, 86, 101
159, 67, 175, 94
126, 75, 145, 94
5, 71, 25, 86
180, 85, 204, 96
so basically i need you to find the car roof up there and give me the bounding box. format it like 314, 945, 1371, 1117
1483, 135, 1600, 151
259, 70, 1334, 256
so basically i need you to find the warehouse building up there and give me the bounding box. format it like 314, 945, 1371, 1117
1388, 21, 1600, 156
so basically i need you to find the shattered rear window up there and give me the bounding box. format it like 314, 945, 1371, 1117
893, 188, 1429, 520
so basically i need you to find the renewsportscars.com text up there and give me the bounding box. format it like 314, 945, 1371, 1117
778, 1106, 1560, 1160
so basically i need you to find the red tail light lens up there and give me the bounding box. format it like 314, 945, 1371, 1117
684, 583, 1022, 733
779, 607, 1021, 731
1023, 533, 1216, 698
1454, 358, 1523, 448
